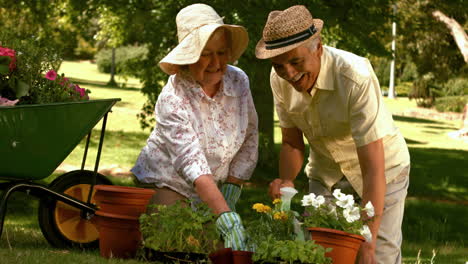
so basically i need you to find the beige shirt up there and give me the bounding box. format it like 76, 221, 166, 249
132, 65, 258, 198
272, 46, 410, 197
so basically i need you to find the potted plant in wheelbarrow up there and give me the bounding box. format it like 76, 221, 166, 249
139, 201, 221, 263
0, 37, 120, 249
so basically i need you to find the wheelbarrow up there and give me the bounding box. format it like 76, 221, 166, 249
0, 98, 121, 248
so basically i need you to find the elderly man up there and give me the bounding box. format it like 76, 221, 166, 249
256, 5, 410, 264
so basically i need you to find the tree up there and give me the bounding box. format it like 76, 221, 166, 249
397, 0, 467, 105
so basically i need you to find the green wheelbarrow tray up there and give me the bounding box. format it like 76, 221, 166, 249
0, 98, 121, 180
0, 98, 121, 249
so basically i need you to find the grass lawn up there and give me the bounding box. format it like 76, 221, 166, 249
1, 61, 467, 263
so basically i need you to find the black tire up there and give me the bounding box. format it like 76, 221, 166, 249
38, 170, 112, 248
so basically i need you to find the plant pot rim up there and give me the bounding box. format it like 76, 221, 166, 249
96, 210, 140, 220
308, 227, 365, 241
95, 184, 156, 195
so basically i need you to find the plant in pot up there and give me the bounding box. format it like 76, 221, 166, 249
139, 201, 220, 263
301, 189, 375, 264
245, 195, 331, 264
0, 37, 90, 106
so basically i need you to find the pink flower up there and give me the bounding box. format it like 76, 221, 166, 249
74, 84, 86, 97
45, 70, 57, 80
0, 46, 16, 71
0, 96, 19, 106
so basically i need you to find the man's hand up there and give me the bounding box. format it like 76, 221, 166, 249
356, 241, 377, 264
268, 178, 294, 199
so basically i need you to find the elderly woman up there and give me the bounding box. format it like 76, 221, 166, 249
131, 4, 258, 250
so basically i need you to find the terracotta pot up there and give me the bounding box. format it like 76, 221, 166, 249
232, 250, 253, 264
94, 185, 155, 259
308, 227, 365, 264
94, 185, 155, 217
209, 248, 233, 264
96, 211, 141, 259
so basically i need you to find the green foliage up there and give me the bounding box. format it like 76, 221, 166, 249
95, 45, 149, 77
246, 200, 296, 243
246, 200, 330, 263
139, 201, 220, 254
441, 77, 468, 97
398, 0, 467, 82
435, 96, 468, 113
253, 238, 331, 264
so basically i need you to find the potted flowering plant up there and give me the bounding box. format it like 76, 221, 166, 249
0, 39, 89, 106
139, 201, 220, 263
301, 189, 375, 263
245, 196, 331, 264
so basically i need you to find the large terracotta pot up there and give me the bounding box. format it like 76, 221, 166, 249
94, 185, 155, 259
94, 185, 155, 217
96, 211, 141, 259
308, 227, 365, 264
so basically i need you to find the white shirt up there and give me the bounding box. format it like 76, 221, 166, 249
272, 46, 410, 197
132, 65, 258, 199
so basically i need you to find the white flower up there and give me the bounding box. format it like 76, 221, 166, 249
311, 195, 325, 208
360, 225, 372, 242
301, 193, 316, 206
332, 189, 345, 200
336, 194, 355, 209
364, 201, 375, 218
343, 206, 360, 223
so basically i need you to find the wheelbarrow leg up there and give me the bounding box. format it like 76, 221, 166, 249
0, 182, 26, 240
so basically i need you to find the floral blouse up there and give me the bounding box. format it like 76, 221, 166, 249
132, 65, 258, 199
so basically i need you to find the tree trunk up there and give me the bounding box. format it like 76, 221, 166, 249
432, 10, 468, 63
108, 47, 117, 86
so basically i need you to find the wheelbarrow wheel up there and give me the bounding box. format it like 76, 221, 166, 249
38, 170, 112, 248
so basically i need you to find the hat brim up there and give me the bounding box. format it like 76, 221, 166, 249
255, 19, 323, 60
159, 24, 249, 75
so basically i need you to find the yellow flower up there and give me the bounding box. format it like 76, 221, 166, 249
273, 211, 288, 221
262, 205, 272, 213
252, 203, 265, 212
252, 203, 272, 213
186, 235, 200, 247
273, 198, 281, 205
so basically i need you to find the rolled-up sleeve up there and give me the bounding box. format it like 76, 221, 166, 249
228, 87, 258, 180
155, 95, 211, 184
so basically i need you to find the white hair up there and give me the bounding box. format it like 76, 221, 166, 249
306, 35, 321, 52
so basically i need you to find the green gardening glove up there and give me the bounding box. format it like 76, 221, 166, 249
220, 183, 242, 212
216, 211, 248, 251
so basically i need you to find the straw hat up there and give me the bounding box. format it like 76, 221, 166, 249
255, 5, 323, 59
159, 4, 249, 75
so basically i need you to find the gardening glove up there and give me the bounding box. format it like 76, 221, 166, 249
220, 183, 242, 212
216, 211, 248, 251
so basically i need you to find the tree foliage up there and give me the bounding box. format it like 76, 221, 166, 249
397, 0, 467, 105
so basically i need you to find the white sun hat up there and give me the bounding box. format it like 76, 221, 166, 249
159, 4, 249, 75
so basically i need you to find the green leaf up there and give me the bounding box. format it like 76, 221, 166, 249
15, 80, 30, 97
0, 64, 9, 74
